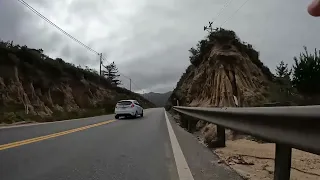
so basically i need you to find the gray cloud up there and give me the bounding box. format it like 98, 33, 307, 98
0, 1, 34, 42
0, 0, 319, 93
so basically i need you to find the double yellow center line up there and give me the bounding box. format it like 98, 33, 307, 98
0, 120, 115, 151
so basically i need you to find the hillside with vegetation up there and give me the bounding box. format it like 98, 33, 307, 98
168, 27, 274, 109
166, 22, 320, 180
0, 41, 154, 124
167, 26, 320, 110
166, 22, 320, 179
167, 22, 320, 144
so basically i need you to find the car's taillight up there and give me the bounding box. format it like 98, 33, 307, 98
131, 103, 134, 108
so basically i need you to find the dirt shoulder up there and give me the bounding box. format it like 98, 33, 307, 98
214, 139, 320, 180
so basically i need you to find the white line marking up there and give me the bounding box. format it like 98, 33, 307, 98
164, 110, 194, 180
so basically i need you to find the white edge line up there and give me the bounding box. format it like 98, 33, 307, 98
164, 110, 194, 180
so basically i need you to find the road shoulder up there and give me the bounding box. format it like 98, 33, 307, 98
166, 111, 243, 180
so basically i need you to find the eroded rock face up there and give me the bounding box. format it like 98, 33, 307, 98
0, 66, 112, 117
170, 30, 272, 147
175, 42, 268, 108
0, 64, 150, 119
0, 44, 154, 123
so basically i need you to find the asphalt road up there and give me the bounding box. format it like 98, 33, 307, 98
0, 108, 242, 180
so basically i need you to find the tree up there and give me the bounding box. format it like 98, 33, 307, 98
276, 61, 291, 78
292, 46, 320, 96
102, 62, 121, 86
275, 61, 293, 100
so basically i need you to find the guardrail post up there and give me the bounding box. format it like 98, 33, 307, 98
187, 119, 191, 132
274, 144, 292, 180
216, 125, 226, 147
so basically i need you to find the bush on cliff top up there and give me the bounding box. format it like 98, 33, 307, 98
188, 27, 273, 80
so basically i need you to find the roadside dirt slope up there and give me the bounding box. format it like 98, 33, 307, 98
0, 41, 154, 123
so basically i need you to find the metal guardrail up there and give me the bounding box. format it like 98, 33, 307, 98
173, 106, 320, 180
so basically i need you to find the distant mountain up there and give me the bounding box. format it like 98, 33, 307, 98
142, 91, 172, 107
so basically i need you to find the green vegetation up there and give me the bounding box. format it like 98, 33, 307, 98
292, 47, 320, 96
0, 41, 112, 90
276, 61, 291, 78
268, 47, 320, 105
272, 61, 294, 102
0, 40, 153, 98
102, 61, 121, 86
169, 21, 320, 108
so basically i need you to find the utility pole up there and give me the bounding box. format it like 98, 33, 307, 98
99, 53, 102, 76
129, 78, 132, 91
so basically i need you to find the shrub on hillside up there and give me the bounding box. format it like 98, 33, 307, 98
0, 40, 154, 114
0, 40, 113, 87
1, 112, 18, 123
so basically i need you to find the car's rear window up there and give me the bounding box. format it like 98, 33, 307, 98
117, 101, 132, 105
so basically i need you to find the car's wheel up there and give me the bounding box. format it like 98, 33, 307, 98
115, 115, 119, 119
140, 110, 144, 117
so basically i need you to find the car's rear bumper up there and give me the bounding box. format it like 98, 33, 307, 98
115, 110, 135, 116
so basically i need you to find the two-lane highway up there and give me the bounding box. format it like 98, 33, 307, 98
0, 108, 242, 180
0, 109, 179, 180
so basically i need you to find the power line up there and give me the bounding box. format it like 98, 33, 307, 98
121, 74, 142, 91
221, 0, 250, 26
101, 56, 131, 81
211, 0, 234, 24
17, 0, 99, 55
101, 56, 111, 65
132, 81, 143, 91
101, 56, 142, 91
18, 0, 146, 92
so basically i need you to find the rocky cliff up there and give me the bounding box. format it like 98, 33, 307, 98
169, 28, 274, 108
0, 41, 154, 123
167, 28, 280, 145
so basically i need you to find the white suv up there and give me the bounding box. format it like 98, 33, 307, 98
114, 100, 144, 119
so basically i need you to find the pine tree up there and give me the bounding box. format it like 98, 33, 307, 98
276, 61, 291, 78
275, 61, 293, 100
102, 62, 121, 86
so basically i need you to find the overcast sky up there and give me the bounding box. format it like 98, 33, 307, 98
0, 0, 319, 93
